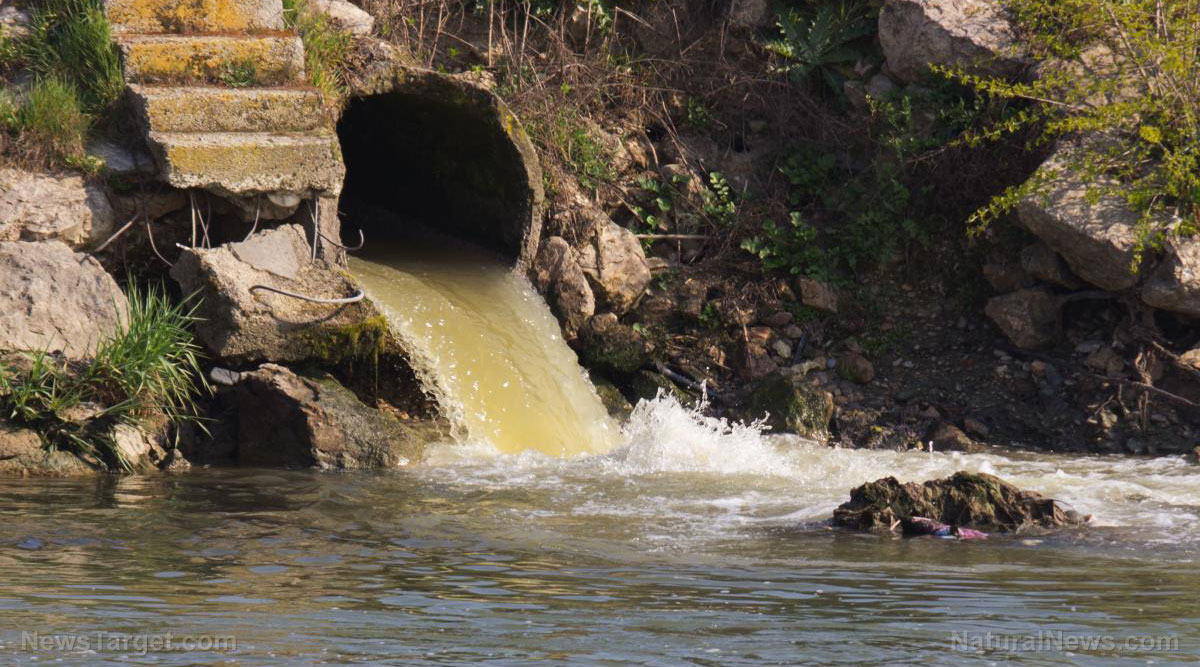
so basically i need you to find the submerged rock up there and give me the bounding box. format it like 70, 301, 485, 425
833, 471, 1088, 533
230, 364, 432, 469
0, 241, 129, 359
170, 224, 383, 364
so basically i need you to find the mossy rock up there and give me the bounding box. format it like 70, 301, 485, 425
833, 471, 1089, 533
747, 373, 833, 438
592, 376, 633, 419
577, 321, 649, 377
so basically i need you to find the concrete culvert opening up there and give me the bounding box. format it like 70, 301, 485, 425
336, 76, 544, 266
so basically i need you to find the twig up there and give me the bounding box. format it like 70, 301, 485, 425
635, 233, 710, 240
243, 197, 262, 242
145, 219, 172, 267
249, 285, 365, 304
91, 213, 140, 254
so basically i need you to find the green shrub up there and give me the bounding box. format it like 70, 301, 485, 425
284, 0, 353, 103
939, 0, 1200, 255
0, 285, 207, 471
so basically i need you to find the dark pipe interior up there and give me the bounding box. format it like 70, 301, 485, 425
337, 91, 533, 264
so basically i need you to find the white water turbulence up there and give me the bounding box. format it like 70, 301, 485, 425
350, 236, 619, 457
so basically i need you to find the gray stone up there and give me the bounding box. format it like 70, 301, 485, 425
927, 422, 982, 452
233, 364, 429, 469
313, 0, 374, 35
838, 351, 875, 384
983, 261, 1033, 293
0, 169, 116, 249
879, 0, 1027, 82
797, 276, 838, 312
577, 221, 651, 316
1020, 242, 1083, 288
1016, 147, 1147, 291
1142, 239, 1200, 318
0, 5, 30, 40
86, 138, 157, 178
532, 236, 595, 339
0, 241, 128, 359
170, 225, 381, 364
984, 287, 1061, 349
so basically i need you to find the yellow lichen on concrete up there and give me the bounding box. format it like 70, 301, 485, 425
133, 86, 327, 132
120, 35, 304, 85
156, 132, 344, 193
107, 0, 283, 34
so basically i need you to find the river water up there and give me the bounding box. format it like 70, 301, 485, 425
2, 237, 1199, 665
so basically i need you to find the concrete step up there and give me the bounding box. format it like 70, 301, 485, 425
129, 84, 329, 133
146, 130, 345, 196
118, 33, 304, 86
105, 0, 285, 35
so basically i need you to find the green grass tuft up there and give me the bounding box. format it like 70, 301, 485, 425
283, 0, 352, 105
0, 284, 209, 472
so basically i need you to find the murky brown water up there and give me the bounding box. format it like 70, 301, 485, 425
1, 420, 1199, 665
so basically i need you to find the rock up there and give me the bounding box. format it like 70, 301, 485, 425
170, 225, 382, 364
748, 373, 834, 438
111, 423, 169, 471
0, 241, 129, 359
984, 288, 1061, 349
232, 364, 428, 469
982, 261, 1032, 293
1192, 446, 1200, 464
1180, 348, 1200, 371
726, 0, 771, 29
770, 338, 793, 359
833, 471, 1088, 532
878, 0, 1027, 83
762, 311, 794, 328
209, 367, 241, 386
676, 278, 708, 319
962, 417, 990, 438
577, 222, 652, 316
629, 370, 691, 404
577, 313, 648, 376
1085, 346, 1124, 376
532, 236, 595, 339
865, 72, 899, 99
797, 276, 838, 312
0, 422, 95, 477
0, 5, 31, 40
0, 169, 115, 249
1016, 146, 1150, 291
313, 0, 374, 35
86, 138, 158, 178
1020, 242, 1083, 289
1142, 239, 1200, 318
737, 337, 779, 381
108, 188, 187, 225
592, 376, 633, 419
927, 422, 982, 452
838, 352, 875, 384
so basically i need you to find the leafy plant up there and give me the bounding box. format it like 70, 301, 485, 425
938, 0, 1200, 255
0, 285, 208, 471
765, 1, 874, 93
283, 0, 353, 103
217, 58, 259, 88
566, 125, 616, 192
741, 211, 828, 277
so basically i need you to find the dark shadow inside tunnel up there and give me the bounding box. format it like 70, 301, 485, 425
336, 85, 540, 266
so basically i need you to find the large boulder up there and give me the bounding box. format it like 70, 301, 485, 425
170, 224, 383, 364
1142, 239, 1200, 318
1016, 148, 1146, 291
576, 221, 652, 316
878, 0, 1027, 83
833, 471, 1088, 533
984, 287, 1060, 349
531, 236, 595, 339
0, 241, 128, 359
0, 169, 116, 249
231, 364, 431, 469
